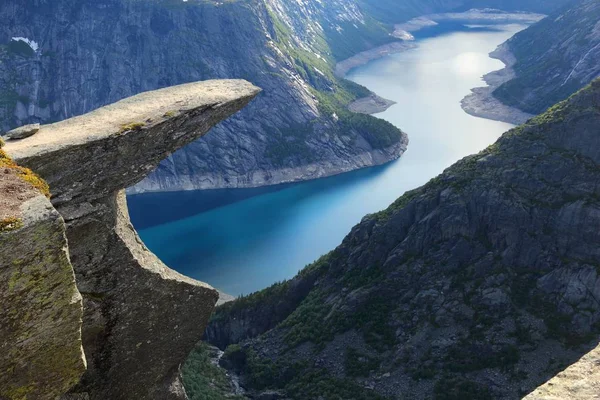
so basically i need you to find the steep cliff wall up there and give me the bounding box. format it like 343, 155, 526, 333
4, 79, 260, 399
0, 144, 86, 399
0, 0, 408, 193
493, 0, 600, 114
201, 80, 600, 399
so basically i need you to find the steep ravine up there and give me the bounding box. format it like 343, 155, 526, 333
200, 80, 600, 399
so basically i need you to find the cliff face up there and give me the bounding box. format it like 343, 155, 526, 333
493, 0, 600, 114
203, 80, 600, 399
0, 150, 86, 399
0, 0, 408, 193
3, 79, 260, 399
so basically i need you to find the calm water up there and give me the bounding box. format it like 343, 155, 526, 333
128, 24, 524, 296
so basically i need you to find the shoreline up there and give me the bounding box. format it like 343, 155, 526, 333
393, 9, 545, 39
348, 94, 397, 115
335, 41, 417, 79
460, 42, 535, 125
337, 10, 543, 122
128, 136, 409, 194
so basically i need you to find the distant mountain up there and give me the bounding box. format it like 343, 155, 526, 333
494, 0, 600, 114
356, 0, 573, 24
200, 80, 600, 399
0, 0, 407, 192
0, 0, 578, 193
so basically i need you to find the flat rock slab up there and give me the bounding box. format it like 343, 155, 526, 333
4, 123, 40, 140
6, 79, 260, 206
6, 80, 260, 159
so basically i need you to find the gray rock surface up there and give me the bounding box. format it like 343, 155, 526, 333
0, 174, 85, 399
204, 80, 600, 399
5, 79, 260, 400
523, 343, 600, 400
3, 122, 40, 140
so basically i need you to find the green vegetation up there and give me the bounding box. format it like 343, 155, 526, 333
264, 124, 315, 166
280, 283, 396, 352
263, 5, 404, 164
445, 343, 520, 373
7, 40, 35, 58
219, 345, 389, 400
119, 122, 145, 133
434, 376, 492, 400
285, 369, 389, 400
344, 347, 380, 377
182, 342, 245, 400
0, 145, 50, 198
0, 217, 23, 232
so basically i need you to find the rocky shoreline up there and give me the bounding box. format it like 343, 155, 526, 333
334, 41, 417, 78
348, 94, 397, 114
129, 137, 409, 194
461, 43, 535, 125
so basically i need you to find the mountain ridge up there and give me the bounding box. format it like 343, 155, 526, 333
493, 0, 600, 114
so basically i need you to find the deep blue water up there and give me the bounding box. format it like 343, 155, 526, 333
128, 24, 525, 296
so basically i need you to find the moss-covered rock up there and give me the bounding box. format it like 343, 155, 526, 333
0, 191, 85, 399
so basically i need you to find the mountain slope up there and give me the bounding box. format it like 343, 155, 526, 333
0, 0, 406, 192
200, 80, 600, 399
494, 0, 600, 114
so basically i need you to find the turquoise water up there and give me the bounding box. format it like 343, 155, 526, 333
128, 24, 525, 296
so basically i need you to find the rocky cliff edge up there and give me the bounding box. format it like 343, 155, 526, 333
2, 79, 260, 399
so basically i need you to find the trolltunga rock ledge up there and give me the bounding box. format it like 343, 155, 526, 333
4, 79, 260, 400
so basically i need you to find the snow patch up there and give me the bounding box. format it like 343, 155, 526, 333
11, 37, 39, 52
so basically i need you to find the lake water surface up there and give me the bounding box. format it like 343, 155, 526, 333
128, 24, 525, 296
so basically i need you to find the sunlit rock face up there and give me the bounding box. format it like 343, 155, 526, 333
5, 79, 260, 400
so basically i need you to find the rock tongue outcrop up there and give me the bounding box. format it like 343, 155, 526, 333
5, 80, 261, 399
